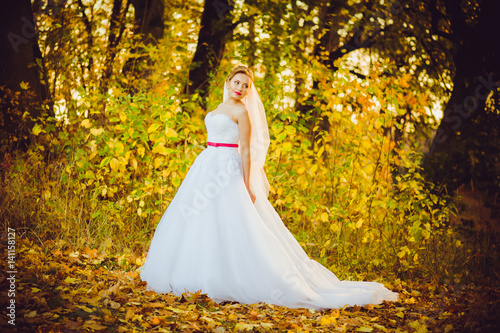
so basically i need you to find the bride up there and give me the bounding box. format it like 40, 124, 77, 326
140, 65, 398, 309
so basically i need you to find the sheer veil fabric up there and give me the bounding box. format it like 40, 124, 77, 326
139, 79, 399, 309
224, 81, 271, 199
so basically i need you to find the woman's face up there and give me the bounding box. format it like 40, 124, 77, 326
227, 73, 251, 101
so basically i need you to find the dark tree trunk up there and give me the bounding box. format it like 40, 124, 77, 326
0, 0, 50, 151
97, 0, 131, 125
186, 0, 234, 103
423, 0, 500, 193
122, 0, 165, 81
101, 0, 130, 92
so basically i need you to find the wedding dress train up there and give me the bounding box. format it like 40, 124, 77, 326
140, 111, 398, 309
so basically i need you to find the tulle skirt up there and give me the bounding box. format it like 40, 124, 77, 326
140, 146, 398, 309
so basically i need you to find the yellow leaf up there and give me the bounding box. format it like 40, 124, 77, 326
200, 316, 215, 324
320, 212, 329, 222
137, 145, 145, 157
362, 140, 371, 151
317, 146, 325, 158
81, 119, 92, 128
64, 277, 78, 284
78, 305, 93, 313
409, 320, 428, 333
320, 316, 336, 325
165, 127, 178, 138
119, 112, 127, 122
110, 158, 119, 172
356, 219, 363, 228
131, 158, 138, 170
115, 142, 124, 155
82, 321, 107, 330
32, 124, 42, 136
31, 287, 41, 293
172, 177, 181, 187
444, 324, 454, 333
331, 111, 341, 121
330, 223, 339, 232
283, 142, 292, 151
397, 107, 406, 116
147, 123, 160, 134
399, 75, 410, 88
356, 327, 373, 332
25, 310, 37, 318
285, 125, 296, 134
90, 128, 104, 136
154, 157, 163, 169
235, 323, 258, 331
165, 306, 185, 313
152, 143, 167, 155
310, 164, 318, 174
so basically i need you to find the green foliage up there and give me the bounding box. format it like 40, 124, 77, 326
1, 0, 497, 289
3, 49, 495, 286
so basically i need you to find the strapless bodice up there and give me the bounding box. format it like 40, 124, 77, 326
205, 112, 240, 145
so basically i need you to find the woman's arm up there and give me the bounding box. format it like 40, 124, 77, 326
237, 106, 255, 203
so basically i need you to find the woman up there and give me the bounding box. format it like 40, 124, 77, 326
140, 65, 398, 309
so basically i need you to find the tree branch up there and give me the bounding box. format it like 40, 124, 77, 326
77, 0, 94, 71
426, 0, 453, 41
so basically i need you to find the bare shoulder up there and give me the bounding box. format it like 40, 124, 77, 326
234, 103, 250, 122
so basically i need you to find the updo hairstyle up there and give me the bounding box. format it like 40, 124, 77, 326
226, 65, 254, 84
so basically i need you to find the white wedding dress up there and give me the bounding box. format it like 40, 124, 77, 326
140, 111, 398, 309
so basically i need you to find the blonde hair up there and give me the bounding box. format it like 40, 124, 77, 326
226, 65, 254, 83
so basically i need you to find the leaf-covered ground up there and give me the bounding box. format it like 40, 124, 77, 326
1, 238, 498, 332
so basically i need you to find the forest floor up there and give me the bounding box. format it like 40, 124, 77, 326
1, 238, 499, 333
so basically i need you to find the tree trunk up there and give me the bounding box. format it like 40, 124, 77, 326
0, 0, 50, 151
122, 0, 165, 81
97, 0, 131, 125
423, 0, 500, 193
186, 0, 234, 102
101, 0, 130, 92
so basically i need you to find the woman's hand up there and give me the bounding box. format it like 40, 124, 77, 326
247, 187, 256, 203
